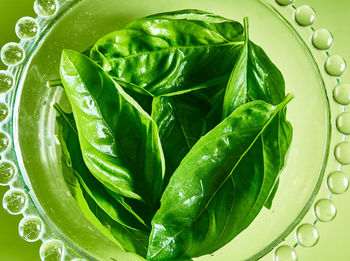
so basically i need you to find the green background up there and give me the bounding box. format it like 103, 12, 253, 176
0, 0, 349, 260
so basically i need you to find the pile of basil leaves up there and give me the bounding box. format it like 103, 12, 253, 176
54, 9, 293, 261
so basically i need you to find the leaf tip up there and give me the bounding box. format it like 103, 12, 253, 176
61, 49, 82, 66
61, 48, 75, 57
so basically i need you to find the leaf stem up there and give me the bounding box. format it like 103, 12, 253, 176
47, 79, 63, 88
279, 93, 294, 108
243, 17, 249, 43
53, 103, 78, 135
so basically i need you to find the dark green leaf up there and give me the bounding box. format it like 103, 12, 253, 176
194, 84, 227, 132
55, 105, 150, 231
151, 94, 211, 186
60, 49, 165, 207
124, 88, 153, 115
55, 109, 149, 258
61, 171, 121, 247
82, 186, 149, 258
147, 95, 293, 260
223, 18, 285, 117
221, 18, 292, 211
90, 9, 244, 96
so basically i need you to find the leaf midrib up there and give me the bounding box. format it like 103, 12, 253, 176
105, 41, 244, 63
127, 15, 240, 43
54, 104, 77, 135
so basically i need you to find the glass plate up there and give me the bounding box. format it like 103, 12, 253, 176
0, 0, 348, 260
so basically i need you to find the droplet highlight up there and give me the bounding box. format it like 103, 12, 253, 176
327, 171, 349, 194
19, 216, 44, 242
34, 0, 58, 18
274, 245, 298, 261
3, 189, 27, 215
314, 199, 337, 222
0, 70, 14, 93
40, 240, 65, 261
0, 132, 9, 153
276, 0, 294, 6
0, 42, 25, 66
333, 84, 350, 105
295, 5, 316, 26
312, 29, 333, 50
0, 103, 9, 122
16, 17, 40, 40
0, 161, 16, 185
335, 142, 350, 165
336, 112, 350, 135
325, 55, 346, 77
296, 223, 319, 248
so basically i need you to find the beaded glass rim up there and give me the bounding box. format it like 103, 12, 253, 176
0, 0, 348, 260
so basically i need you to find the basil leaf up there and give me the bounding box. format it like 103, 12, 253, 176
82, 187, 149, 258
147, 95, 293, 260
90, 9, 244, 96
56, 109, 149, 258
222, 18, 292, 210
194, 84, 227, 132
151, 94, 211, 186
70, 178, 149, 258
60, 171, 120, 247
124, 88, 153, 115
55, 105, 150, 231
223, 18, 285, 117
62, 171, 149, 258
209, 112, 292, 252
60, 49, 165, 207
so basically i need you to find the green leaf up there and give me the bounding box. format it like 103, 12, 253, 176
193, 84, 227, 132
55, 109, 149, 258
90, 9, 244, 97
223, 18, 285, 117
147, 95, 293, 260
222, 18, 249, 119
61, 171, 120, 247
82, 186, 149, 258
221, 17, 293, 210
59, 49, 165, 207
151, 94, 211, 186
55, 105, 150, 231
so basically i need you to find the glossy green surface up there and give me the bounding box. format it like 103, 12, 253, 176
222, 18, 293, 211
149, 96, 292, 260
0, 0, 349, 260
60, 50, 165, 207
56, 108, 149, 257
90, 10, 244, 97
151, 95, 211, 185
57, 10, 293, 260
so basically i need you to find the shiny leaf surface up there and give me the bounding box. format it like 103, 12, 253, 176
90, 9, 244, 96
55, 109, 150, 257
60, 49, 165, 207
222, 18, 292, 211
148, 95, 293, 260
151, 94, 211, 186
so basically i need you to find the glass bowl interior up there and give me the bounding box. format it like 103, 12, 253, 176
13, 0, 329, 260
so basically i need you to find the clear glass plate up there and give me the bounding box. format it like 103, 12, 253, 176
0, 0, 348, 260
